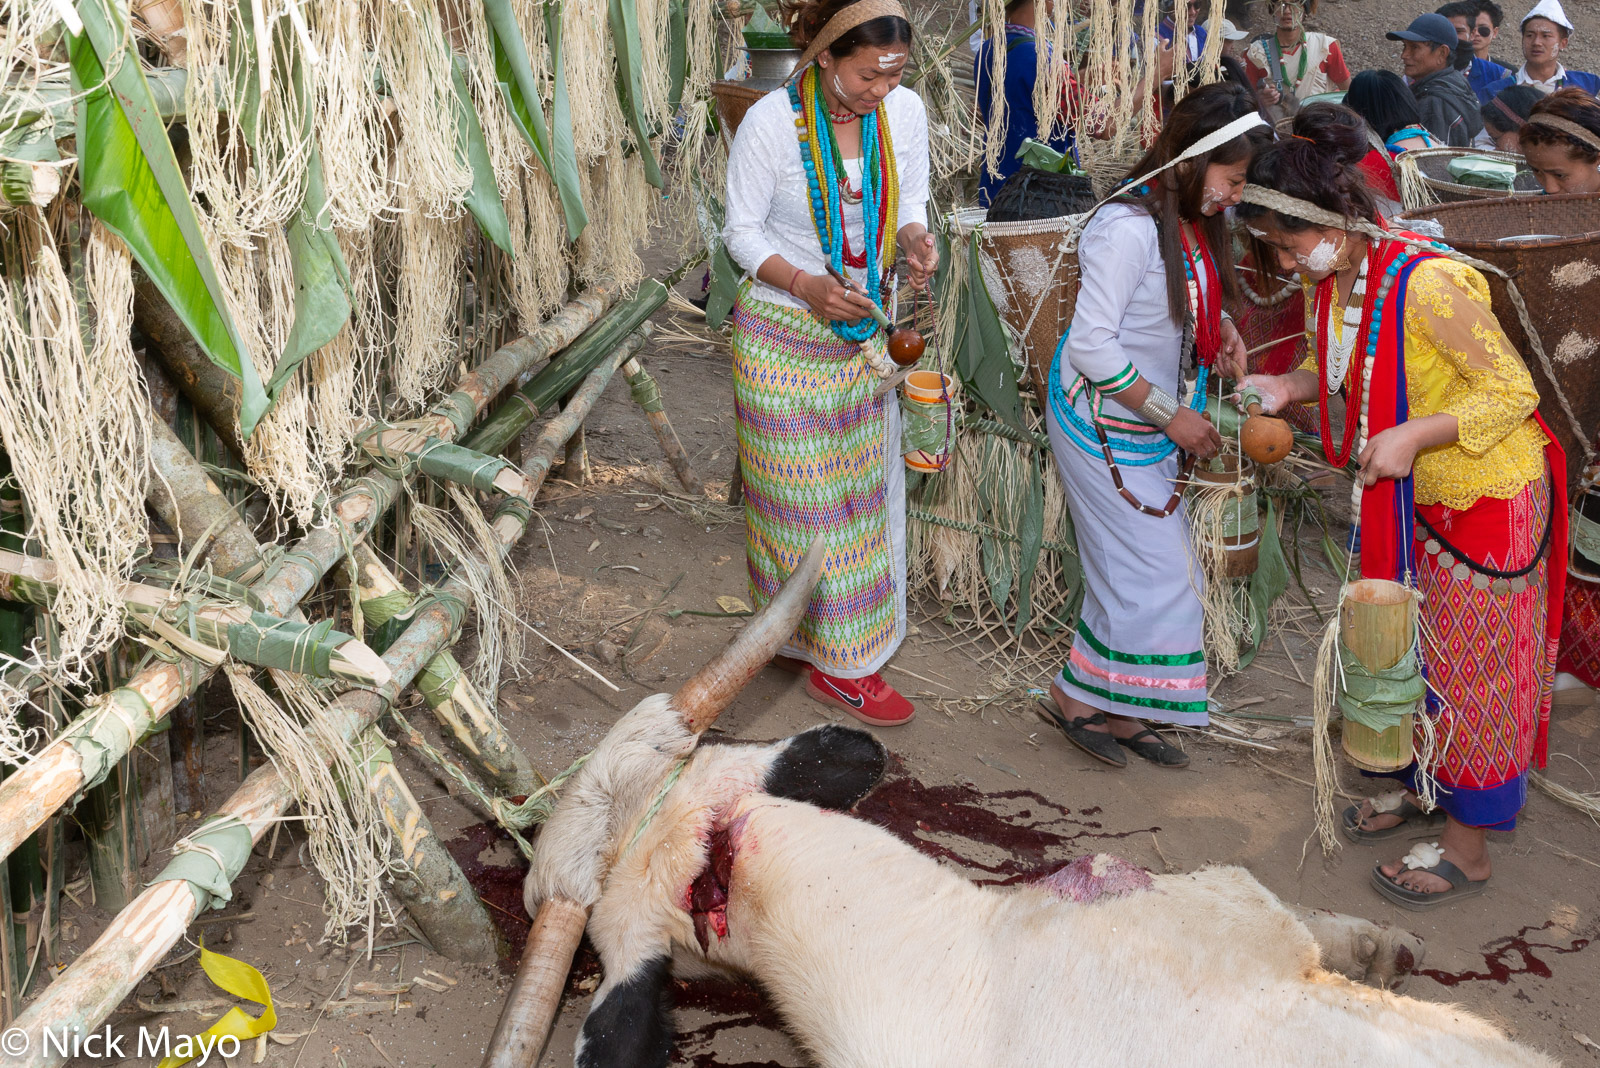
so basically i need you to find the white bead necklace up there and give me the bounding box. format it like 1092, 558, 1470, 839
1322, 254, 1368, 395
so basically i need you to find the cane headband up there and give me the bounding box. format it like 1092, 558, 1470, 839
784, 0, 912, 84
1492, 95, 1527, 129
1524, 112, 1600, 151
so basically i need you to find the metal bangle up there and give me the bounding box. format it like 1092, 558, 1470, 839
1135, 385, 1180, 428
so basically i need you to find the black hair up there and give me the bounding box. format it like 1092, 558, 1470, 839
780, 0, 913, 58
1004, 0, 1031, 14
1480, 83, 1542, 134
1522, 87, 1600, 163
1435, 1, 1477, 19
1343, 69, 1425, 140
1477, 0, 1504, 26
1118, 82, 1269, 323
1236, 104, 1380, 233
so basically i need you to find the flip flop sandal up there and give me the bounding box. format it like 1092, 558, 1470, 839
1341, 795, 1448, 844
1116, 728, 1189, 768
1371, 857, 1488, 912
1037, 701, 1127, 768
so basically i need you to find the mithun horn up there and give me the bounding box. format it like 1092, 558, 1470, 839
674, 534, 826, 733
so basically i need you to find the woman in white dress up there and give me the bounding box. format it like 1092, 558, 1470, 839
1041, 84, 1266, 768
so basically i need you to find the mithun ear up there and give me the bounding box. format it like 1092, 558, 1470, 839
763, 724, 888, 810
575, 954, 674, 1068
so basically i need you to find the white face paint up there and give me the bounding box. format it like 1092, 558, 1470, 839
1200, 186, 1230, 214
878, 51, 906, 67
1297, 237, 1341, 274
833, 73, 848, 98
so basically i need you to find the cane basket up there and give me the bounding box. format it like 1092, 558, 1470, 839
1401, 193, 1600, 496
953, 207, 1084, 407
1400, 146, 1542, 205
711, 80, 771, 141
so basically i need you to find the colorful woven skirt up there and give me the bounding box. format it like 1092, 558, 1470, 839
731, 288, 905, 678
1393, 476, 1554, 830
1558, 570, 1600, 688
1042, 399, 1209, 726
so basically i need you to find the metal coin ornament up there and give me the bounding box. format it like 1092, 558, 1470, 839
1236, 385, 1294, 465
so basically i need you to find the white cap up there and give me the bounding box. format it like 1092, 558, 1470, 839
1522, 0, 1574, 30
1220, 18, 1250, 40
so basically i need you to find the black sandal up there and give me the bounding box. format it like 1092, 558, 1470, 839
1116, 728, 1190, 768
1341, 796, 1447, 844
1371, 855, 1488, 912
1037, 702, 1127, 767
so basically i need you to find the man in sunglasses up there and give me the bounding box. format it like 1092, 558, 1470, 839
1244, 0, 1353, 122
1438, 0, 1514, 99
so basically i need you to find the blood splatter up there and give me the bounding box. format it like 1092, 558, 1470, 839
1419, 922, 1591, 987
854, 767, 1157, 884
671, 977, 790, 1067
443, 822, 529, 964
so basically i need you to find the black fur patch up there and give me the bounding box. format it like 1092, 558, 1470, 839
764, 725, 887, 810
575, 954, 674, 1068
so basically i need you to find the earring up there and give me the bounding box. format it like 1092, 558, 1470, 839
1330, 233, 1353, 272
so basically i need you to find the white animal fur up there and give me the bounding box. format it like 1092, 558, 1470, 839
533, 698, 1555, 1068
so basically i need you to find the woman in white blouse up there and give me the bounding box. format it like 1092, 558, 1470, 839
1040, 85, 1263, 768
722, 0, 937, 727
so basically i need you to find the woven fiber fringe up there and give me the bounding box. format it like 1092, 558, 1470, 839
0, 213, 150, 677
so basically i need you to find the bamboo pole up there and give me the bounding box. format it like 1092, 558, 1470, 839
620, 355, 705, 495
352, 547, 539, 796
82, 758, 141, 912
0, 286, 624, 869
7, 328, 646, 1066
362, 738, 500, 961
0, 550, 390, 688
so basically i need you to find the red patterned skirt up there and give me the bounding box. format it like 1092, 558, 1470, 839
1410, 476, 1554, 830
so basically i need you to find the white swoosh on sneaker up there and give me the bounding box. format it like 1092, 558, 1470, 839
818, 676, 865, 709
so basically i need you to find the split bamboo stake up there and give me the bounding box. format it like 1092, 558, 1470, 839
7, 326, 650, 1067
353, 546, 540, 796
0, 285, 623, 868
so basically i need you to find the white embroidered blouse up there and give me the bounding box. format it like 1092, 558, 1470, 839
722, 83, 930, 312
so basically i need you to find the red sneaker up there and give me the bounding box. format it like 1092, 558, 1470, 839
804, 670, 915, 726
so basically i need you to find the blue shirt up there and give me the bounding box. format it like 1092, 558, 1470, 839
1480, 67, 1600, 101
1467, 56, 1513, 102
974, 33, 1077, 206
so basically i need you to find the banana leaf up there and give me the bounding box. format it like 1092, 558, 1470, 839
1013, 455, 1045, 634
268, 42, 351, 400
608, 0, 663, 188
1239, 499, 1289, 669
483, 0, 587, 238
450, 60, 514, 254
71, 0, 268, 436
982, 534, 1013, 610
667, 0, 688, 117
954, 232, 1024, 431
707, 241, 740, 328
270, 145, 351, 397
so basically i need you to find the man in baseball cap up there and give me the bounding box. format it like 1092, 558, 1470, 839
1388, 12, 1484, 144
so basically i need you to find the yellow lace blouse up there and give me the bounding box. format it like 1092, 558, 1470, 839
1299, 258, 1545, 510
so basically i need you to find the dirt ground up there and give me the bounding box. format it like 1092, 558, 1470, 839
38, 1, 1600, 1065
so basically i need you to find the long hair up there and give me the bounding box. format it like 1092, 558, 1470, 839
779, 0, 913, 57
1117, 83, 1267, 324
1236, 104, 1381, 233
1344, 69, 1424, 140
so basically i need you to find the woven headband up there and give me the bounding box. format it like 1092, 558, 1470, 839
1240, 184, 1353, 228
1524, 112, 1600, 151
785, 0, 912, 84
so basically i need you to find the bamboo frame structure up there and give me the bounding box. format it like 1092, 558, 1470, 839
0, 285, 622, 869
6, 324, 654, 1066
